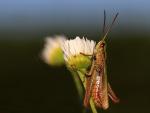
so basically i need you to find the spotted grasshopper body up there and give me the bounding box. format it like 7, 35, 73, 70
83, 11, 120, 109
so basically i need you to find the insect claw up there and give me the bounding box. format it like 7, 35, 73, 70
80, 52, 93, 56
85, 72, 92, 77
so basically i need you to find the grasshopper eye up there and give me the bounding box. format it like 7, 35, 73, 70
100, 42, 105, 47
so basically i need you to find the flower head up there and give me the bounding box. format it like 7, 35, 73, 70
41, 36, 66, 66
62, 36, 96, 70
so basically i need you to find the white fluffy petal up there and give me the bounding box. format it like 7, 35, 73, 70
61, 36, 96, 61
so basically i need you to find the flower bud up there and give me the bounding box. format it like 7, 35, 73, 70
67, 54, 92, 70
42, 36, 66, 66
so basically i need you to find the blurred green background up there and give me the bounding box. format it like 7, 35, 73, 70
0, 0, 150, 113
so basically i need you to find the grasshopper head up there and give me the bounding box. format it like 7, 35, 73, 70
95, 11, 118, 54
96, 40, 105, 49
94, 40, 106, 55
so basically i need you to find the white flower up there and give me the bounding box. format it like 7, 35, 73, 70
41, 36, 66, 66
61, 36, 96, 70
62, 36, 96, 61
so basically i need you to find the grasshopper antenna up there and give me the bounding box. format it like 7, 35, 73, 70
102, 12, 119, 41
102, 10, 106, 37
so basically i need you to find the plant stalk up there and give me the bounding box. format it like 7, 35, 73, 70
77, 70, 98, 113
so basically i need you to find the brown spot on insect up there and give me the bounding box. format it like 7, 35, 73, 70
83, 10, 120, 110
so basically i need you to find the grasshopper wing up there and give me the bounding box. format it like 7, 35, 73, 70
99, 64, 109, 110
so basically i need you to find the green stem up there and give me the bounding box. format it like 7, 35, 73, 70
70, 70, 87, 113
77, 70, 98, 113
70, 70, 84, 99
90, 98, 98, 113
70, 69, 98, 113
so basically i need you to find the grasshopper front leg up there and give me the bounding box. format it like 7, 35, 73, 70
85, 60, 95, 77
80, 52, 93, 57
80, 52, 94, 77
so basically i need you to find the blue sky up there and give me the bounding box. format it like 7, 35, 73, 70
0, 0, 149, 37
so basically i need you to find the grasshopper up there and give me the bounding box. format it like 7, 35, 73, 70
82, 11, 120, 109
